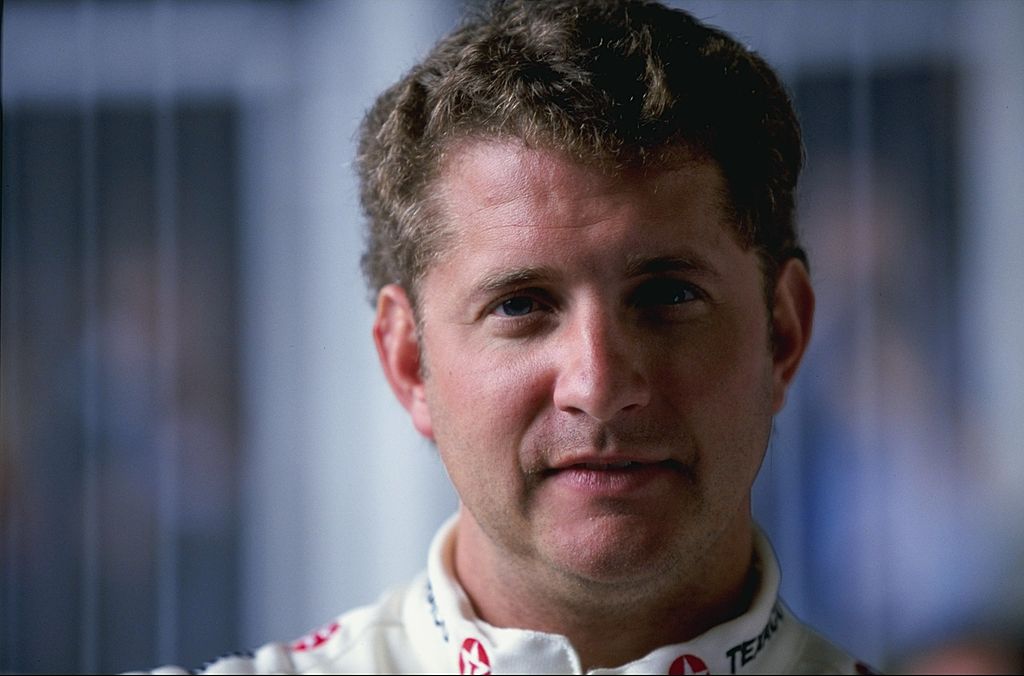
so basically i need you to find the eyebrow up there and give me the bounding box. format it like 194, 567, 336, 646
471, 254, 721, 299
623, 253, 722, 279
473, 266, 559, 297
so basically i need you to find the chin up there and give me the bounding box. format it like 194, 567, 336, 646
544, 515, 684, 587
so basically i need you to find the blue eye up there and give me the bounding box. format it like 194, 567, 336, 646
496, 296, 537, 317
635, 279, 700, 307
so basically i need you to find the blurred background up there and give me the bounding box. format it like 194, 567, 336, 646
2, 0, 1022, 673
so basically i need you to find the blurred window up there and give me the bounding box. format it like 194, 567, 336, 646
2, 102, 243, 673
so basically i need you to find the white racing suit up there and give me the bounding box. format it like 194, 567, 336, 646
144, 516, 869, 674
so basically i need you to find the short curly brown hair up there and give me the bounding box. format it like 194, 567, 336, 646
357, 0, 805, 307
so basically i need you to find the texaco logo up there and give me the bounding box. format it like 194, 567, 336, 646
458, 637, 492, 675
669, 654, 710, 675
290, 620, 340, 652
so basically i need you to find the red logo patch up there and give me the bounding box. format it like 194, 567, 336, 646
669, 654, 710, 675
458, 637, 491, 675
290, 620, 340, 652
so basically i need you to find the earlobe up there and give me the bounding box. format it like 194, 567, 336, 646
770, 258, 815, 413
373, 284, 435, 440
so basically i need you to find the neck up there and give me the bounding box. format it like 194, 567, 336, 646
452, 508, 758, 671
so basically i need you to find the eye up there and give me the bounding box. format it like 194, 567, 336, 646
494, 295, 540, 317
485, 289, 557, 336
633, 278, 702, 307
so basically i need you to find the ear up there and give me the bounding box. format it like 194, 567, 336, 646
770, 258, 815, 413
373, 284, 435, 440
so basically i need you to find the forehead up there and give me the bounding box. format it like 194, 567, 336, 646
438, 138, 722, 203
431, 139, 736, 265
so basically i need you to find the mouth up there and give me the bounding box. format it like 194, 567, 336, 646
544, 457, 681, 473
541, 459, 686, 496
578, 460, 644, 470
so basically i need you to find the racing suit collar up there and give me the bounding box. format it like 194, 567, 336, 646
422, 514, 793, 675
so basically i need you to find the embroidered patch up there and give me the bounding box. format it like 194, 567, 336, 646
290, 620, 340, 652
458, 637, 491, 675
426, 579, 450, 642
669, 654, 709, 674
725, 603, 784, 673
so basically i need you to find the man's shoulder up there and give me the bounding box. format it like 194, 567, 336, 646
274, 584, 410, 674
779, 608, 878, 675
133, 574, 423, 675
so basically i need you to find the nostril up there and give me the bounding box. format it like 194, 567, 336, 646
552, 367, 650, 421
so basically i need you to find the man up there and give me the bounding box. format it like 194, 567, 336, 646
150, 0, 865, 673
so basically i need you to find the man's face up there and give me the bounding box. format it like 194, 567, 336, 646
386, 140, 791, 587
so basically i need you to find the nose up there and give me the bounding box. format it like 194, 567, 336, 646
552, 305, 651, 421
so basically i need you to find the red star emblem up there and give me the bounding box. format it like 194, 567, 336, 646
669, 654, 709, 675
458, 637, 491, 675
289, 620, 340, 652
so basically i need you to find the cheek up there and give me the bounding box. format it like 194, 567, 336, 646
657, 320, 774, 435
424, 340, 554, 463
432, 338, 552, 409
